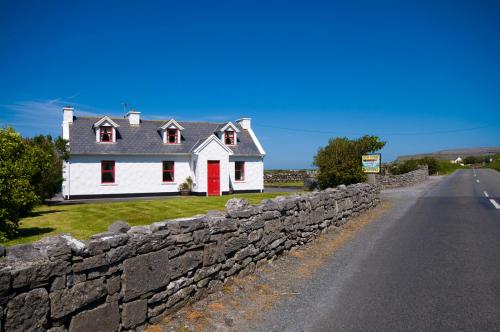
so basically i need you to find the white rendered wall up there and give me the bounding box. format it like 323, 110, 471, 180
193, 140, 230, 195
229, 156, 264, 191
67, 155, 191, 196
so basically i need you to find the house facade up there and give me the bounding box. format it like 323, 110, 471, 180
61, 107, 265, 199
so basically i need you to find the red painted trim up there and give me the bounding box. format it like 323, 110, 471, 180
167, 129, 178, 144
100, 126, 113, 142
101, 160, 115, 183
235, 161, 245, 181
162, 161, 175, 182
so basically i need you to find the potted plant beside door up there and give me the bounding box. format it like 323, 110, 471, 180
179, 176, 193, 196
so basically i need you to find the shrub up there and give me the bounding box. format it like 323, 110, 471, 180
0, 127, 39, 240
0, 128, 68, 240
313, 135, 385, 189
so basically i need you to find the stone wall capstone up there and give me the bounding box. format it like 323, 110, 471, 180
0, 183, 379, 332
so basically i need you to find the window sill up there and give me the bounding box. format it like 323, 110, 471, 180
234, 181, 246, 183
161, 182, 177, 185
97, 142, 116, 144
101, 183, 117, 186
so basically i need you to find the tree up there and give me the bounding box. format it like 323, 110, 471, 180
0, 127, 39, 240
313, 135, 386, 189
26, 135, 68, 201
0, 128, 68, 240
463, 156, 477, 165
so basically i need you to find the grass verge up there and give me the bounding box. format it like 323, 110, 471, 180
2, 192, 292, 247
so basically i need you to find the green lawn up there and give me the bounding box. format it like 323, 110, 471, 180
265, 181, 304, 188
2, 192, 292, 247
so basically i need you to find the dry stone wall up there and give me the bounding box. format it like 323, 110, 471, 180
0, 183, 379, 332
264, 170, 316, 183
375, 166, 429, 188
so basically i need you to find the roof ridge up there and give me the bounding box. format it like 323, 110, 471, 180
75, 116, 225, 125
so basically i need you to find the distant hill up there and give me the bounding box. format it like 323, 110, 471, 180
396, 147, 500, 162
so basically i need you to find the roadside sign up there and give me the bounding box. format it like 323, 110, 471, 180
362, 154, 381, 174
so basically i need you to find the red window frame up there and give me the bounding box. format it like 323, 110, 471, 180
224, 131, 235, 145
101, 160, 115, 183
167, 129, 178, 144
100, 126, 113, 142
162, 161, 175, 182
235, 161, 245, 181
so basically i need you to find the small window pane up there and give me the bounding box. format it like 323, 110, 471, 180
102, 162, 114, 171
163, 172, 174, 182
235, 161, 244, 181
102, 172, 115, 183
163, 161, 174, 171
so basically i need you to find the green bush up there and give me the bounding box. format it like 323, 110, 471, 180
389, 157, 457, 176
0, 127, 39, 240
0, 127, 68, 240
488, 154, 500, 172
313, 135, 385, 189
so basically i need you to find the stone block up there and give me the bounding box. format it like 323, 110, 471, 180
11, 260, 69, 290
106, 275, 121, 294
50, 277, 107, 318
206, 216, 238, 234
248, 229, 263, 242
234, 244, 258, 261
122, 299, 147, 329
225, 198, 249, 211
33, 235, 72, 261
122, 248, 170, 301
50, 275, 66, 291
68, 301, 119, 332
5, 288, 49, 332
202, 242, 225, 266
107, 220, 130, 234
224, 236, 249, 255
72, 254, 108, 273
166, 216, 205, 234
169, 250, 203, 279
166, 285, 196, 308
193, 229, 210, 244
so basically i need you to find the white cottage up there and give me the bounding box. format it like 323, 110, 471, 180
61, 107, 265, 199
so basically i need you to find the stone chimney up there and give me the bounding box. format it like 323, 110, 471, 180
62, 106, 74, 140
126, 110, 141, 125
236, 118, 251, 130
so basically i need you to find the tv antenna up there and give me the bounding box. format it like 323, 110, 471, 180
121, 102, 130, 114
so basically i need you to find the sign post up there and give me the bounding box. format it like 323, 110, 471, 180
362, 154, 381, 185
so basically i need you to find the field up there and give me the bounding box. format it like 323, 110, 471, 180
2, 192, 292, 247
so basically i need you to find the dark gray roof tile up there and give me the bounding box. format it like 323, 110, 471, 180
69, 117, 262, 156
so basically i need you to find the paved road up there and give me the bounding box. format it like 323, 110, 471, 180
255, 169, 500, 331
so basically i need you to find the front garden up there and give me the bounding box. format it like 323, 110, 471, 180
2, 192, 291, 247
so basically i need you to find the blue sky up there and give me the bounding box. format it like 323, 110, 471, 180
1, 0, 499, 169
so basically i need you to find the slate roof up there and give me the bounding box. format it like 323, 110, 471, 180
69, 117, 263, 156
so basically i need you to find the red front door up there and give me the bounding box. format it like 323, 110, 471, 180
207, 160, 220, 196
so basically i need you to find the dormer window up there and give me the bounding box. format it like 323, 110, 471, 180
93, 116, 119, 143
159, 119, 184, 145
100, 126, 113, 142
224, 131, 235, 145
218, 122, 240, 146
167, 129, 178, 144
